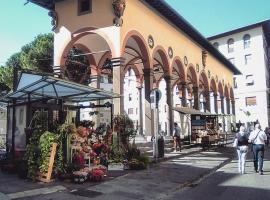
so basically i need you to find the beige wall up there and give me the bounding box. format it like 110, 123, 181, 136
121, 0, 234, 87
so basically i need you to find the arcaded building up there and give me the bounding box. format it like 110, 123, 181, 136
30, 0, 240, 137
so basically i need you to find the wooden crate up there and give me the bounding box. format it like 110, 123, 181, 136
37, 143, 57, 183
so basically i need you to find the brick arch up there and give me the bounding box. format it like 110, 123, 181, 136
152, 45, 170, 76
187, 64, 198, 87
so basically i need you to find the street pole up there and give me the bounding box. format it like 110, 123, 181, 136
11, 64, 19, 157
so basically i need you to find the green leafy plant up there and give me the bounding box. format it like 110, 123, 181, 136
23, 127, 44, 179
38, 131, 58, 173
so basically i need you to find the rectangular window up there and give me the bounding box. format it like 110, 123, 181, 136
164, 105, 167, 112
245, 54, 252, 65
128, 93, 132, 101
233, 77, 237, 88
246, 75, 254, 86
78, 0, 92, 15
246, 96, 256, 106
228, 58, 235, 64
128, 108, 133, 115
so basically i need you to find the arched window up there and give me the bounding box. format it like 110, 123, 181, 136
213, 42, 219, 49
227, 38, 234, 53
243, 34, 251, 49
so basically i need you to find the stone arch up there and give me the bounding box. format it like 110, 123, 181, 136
121, 30, 151, 70
210, 78, 217, 93
152, 45, 170, 75
224, 85, 230, 99
230, 87, 234, 99
171, 56, 186, 88
186, 64, 198, 87
199, 71, 209, 92
218, 82, 224, 97
59, 27, 114, 68
123, 64, 143, 87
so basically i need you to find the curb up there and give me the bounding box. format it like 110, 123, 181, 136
0, 192, 10, 200
156, 154, 234, 200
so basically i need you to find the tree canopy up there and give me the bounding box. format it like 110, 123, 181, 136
0, 33, 54, 93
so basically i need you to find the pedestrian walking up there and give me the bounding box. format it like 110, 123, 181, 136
173, 122, 181, 152
264, 127, 270, 146
249, 123, 268, 175
233, 126, 249, 174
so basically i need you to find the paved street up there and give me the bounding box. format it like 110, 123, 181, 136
1, 145, 270, 200
166, 147, 270, 200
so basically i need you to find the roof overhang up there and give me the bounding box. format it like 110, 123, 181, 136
173, 107, 217, 116
28, 0, 65, 10
0, 72, 120, 104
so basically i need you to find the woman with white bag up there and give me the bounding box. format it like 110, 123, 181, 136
233, 125, 249, 174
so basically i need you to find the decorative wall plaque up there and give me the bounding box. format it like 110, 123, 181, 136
202, 50, 207, 67
168, 47, 173, 58
112, 0, 126, 27
148, 35, 154, 49
184, 56, 188, 66
196, 64, 199, 72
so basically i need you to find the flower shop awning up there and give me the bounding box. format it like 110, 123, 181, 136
173, 107, 217, 116
0, 72, 120, 103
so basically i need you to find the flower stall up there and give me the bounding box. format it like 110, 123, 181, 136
0, 71, 120, 183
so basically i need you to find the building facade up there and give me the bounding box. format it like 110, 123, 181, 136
30, 0, 240, 138
208, 20, 270, 130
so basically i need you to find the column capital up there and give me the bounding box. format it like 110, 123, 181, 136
192, 86, 199, 91
164, 75, 172, 80
142, 68, 154, 76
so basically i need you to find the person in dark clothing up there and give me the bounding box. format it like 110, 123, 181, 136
173, 122, 181, 152
233, 126, 249, 174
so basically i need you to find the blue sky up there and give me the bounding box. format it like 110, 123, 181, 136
1, 0, 270, 64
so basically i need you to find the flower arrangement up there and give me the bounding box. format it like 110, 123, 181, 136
89, 169, 105, 182
72, 152, 85, 170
